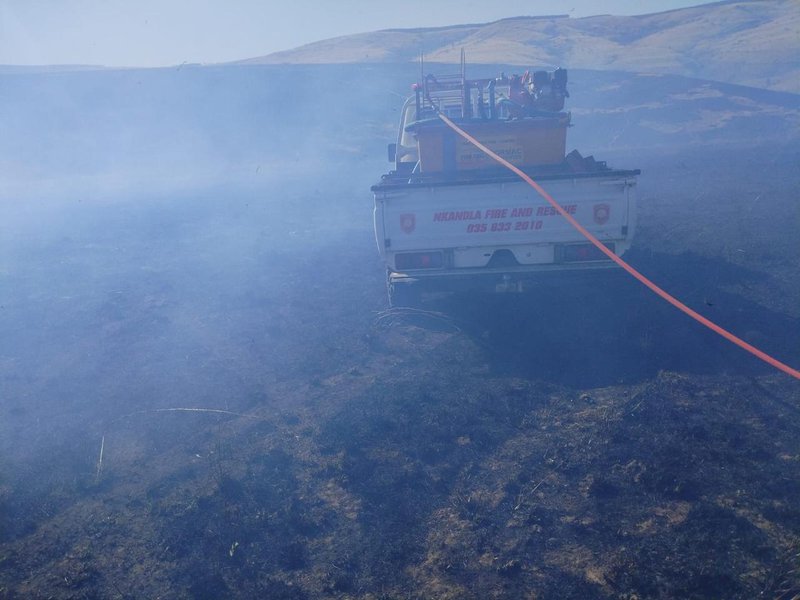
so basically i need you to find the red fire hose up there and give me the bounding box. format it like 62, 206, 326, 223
437, 112, 800, 381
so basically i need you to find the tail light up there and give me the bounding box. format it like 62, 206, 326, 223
395, 251, 443, 270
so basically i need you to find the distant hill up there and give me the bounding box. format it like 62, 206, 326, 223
236, 0, 800, 93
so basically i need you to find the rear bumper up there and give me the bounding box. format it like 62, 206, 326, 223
389, 261, 623, 294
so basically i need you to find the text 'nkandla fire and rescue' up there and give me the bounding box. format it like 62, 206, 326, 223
398, 203, 611, 235
432, 205, 578, 222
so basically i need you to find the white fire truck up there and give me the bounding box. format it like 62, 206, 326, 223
372, 67, 639, 306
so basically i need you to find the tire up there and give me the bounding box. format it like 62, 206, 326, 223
388, 279, 421, 308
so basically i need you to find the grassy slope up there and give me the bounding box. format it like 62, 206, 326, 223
239, 0, 800, 93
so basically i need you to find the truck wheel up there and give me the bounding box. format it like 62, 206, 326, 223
389, 281, 421, 308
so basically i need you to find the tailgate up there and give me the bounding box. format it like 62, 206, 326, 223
378, 177, 634, 251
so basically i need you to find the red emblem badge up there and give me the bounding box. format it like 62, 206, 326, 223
593, 203, 610, 225
400, 213, 416, 234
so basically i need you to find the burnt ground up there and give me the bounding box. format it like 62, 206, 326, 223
1, 136, 799, 597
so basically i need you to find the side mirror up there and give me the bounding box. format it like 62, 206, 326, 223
387, 143, 397, 163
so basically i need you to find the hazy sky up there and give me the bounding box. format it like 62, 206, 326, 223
2, 0, 723, 67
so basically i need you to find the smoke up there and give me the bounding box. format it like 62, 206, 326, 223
0, 60, 797, 549
0, 63, 400, 536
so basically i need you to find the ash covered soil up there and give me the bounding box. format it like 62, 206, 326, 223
1, 66, 799, 599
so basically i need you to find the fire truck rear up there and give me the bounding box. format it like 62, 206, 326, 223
372, 67, 639, 306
